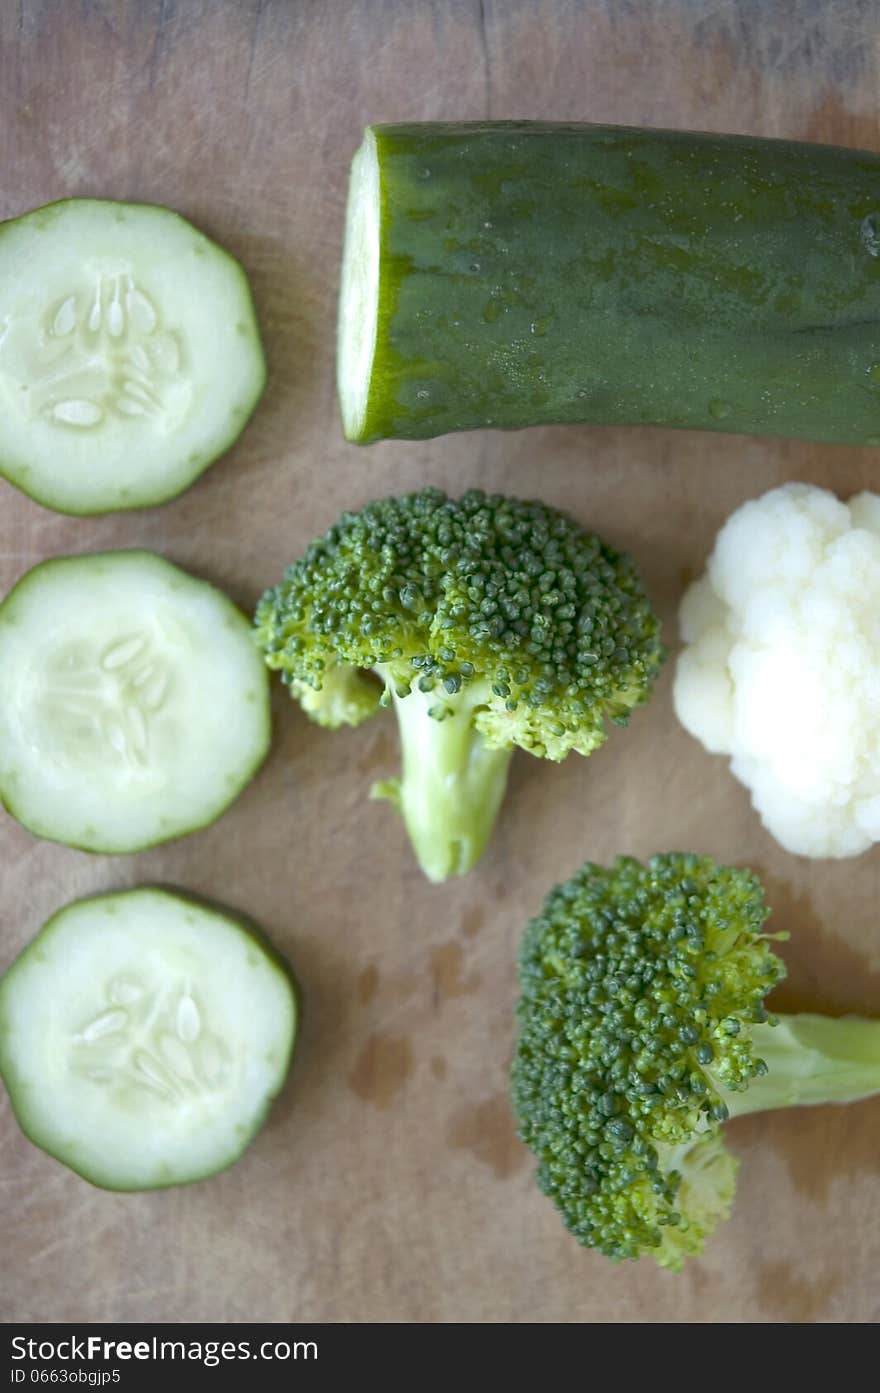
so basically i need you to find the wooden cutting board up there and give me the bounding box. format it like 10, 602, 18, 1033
1, 0, 878, 1324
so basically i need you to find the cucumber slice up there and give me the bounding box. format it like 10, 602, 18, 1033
0, 889, 297, 1190
339, 122, 880, 447
0, 198, 265, 514
0, 550, 270, 852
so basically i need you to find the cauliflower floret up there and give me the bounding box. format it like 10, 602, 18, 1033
674, 482, 880, 858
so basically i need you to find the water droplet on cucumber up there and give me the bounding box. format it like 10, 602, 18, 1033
861, 214, 880, 257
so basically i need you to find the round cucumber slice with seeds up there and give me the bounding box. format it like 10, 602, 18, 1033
0, 888, 297, 1190
0, 550, 270, 852
0, 198, 265, 514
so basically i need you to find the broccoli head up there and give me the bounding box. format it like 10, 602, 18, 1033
254, 488, 663, 881
512, 853, 880, 1269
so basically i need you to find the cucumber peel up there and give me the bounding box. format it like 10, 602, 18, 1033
339, 121, 880, 447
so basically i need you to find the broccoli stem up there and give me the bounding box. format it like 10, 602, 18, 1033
373, 681, 514, 882
722, 1014, 880, 1117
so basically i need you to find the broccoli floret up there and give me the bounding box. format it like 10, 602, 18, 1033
254, 488, 663, 881
512, 853, 880, 1269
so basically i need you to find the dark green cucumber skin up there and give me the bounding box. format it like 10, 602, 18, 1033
354, 121, 880, 446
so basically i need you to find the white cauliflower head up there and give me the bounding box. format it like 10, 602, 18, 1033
674, 482, 880, 858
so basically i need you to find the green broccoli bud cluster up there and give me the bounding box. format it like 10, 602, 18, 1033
512, 853, 785, 1266
254, 487, 663, 760
254, 488, 664, 880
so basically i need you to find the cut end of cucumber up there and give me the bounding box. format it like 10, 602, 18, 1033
0, 889, 297, 1190
337, 130, 380, 443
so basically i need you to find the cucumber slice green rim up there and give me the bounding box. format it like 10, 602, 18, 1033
0, 549, 271, 853
0, 888, 298, 1191
0, 197, 266, 515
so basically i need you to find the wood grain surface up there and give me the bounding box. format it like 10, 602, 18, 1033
1, 0, 879, 1324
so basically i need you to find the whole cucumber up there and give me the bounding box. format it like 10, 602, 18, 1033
337, 121, 880, 447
